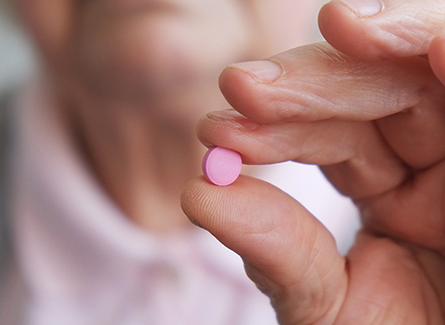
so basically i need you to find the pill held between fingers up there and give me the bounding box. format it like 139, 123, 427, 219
202, 147, 242, 186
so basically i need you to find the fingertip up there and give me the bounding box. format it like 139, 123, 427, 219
180, 175, 207, 217
319, 1, 383, 60
181, 174, 252, 228
219, 64, 251, 102
319, 0, 438, 60
181, 175, 224, 228
429, 35, 445, 86
218, 65, 253, 115
218, 64, 279, 123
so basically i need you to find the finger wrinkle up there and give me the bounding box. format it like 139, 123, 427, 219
376, 14, 439, 57
270, 86, 341, 122
205, 110, 262, 131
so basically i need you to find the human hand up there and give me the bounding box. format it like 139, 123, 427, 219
182, 1, 445, 324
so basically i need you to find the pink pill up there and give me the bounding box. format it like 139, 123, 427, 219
202, 147, 242, 186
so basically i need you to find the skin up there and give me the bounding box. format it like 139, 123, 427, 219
181, 0, 445, 324
13, 0, 321, 230
15, 0, 445, 322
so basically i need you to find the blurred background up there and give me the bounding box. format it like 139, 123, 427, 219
0, 0, 35, 100
0, 0, 360, 256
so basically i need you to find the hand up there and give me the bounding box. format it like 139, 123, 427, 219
182, 1, 445, 324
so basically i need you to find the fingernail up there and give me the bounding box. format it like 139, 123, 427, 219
339, 0, 384, 17
228, 60, 283, 83
207, 109, 261, 131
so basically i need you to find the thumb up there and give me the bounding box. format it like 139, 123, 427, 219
319, 0, 445, 59
181, 175, 347, 325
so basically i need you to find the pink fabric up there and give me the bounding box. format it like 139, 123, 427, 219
10, 81, 278, 325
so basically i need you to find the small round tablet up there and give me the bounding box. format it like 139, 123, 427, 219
202, 147, 242, 186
